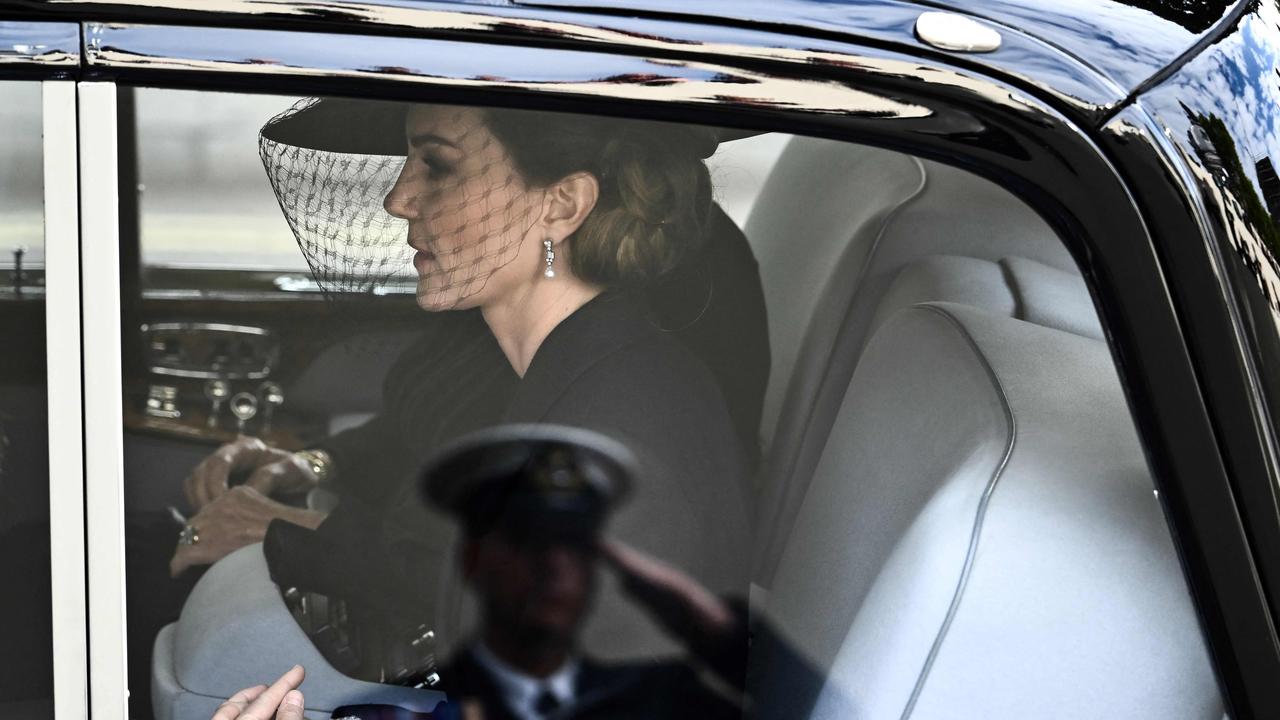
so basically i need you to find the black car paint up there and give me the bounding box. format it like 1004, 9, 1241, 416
0, 20, 76, 74
0, 0, 1233, 122
516, 0, 1238, 102
1096, 4, 1280, 713
3, 0, 1280, 717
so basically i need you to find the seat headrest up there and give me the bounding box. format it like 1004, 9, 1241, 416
1000, 256, 1104, 340
872, 255, 1104, 341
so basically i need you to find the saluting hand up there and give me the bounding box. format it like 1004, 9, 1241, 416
599, 538, 736, 647
601, 538, 749, 690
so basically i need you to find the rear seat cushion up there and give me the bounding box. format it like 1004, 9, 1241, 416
762, 304, 1015, 698
761, 303, 1219, 719
751, 153, 1080, 577
869, 255, 1104, 342
1001, 256, 1104, 340
760, 254, 1103, 583
868, 255, 1015, 334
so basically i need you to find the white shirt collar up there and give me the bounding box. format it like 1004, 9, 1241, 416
470, 642, 579, 720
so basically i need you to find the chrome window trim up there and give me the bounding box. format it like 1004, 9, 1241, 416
43, 79, 89, 720
82, 22, 950, 118
140, 289, 328, 302
141, 321, 271, 337
79, 80, 129, 720
140, 322, 275, 380
0, 21, 79, 67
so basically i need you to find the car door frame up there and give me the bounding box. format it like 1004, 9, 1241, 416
5, 1, 1279, 718
0, 19, 88, 720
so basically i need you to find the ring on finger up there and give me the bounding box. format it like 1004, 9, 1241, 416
178, 524, 200, 546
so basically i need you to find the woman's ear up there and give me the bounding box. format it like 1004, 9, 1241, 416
540, 171, 599, 244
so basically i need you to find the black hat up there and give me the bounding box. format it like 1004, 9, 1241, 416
421, 424, 635, 543
259, 97, 761, 158
260, 97, 408, 155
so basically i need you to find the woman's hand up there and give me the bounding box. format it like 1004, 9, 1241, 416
213, 665, 305, 720
170, 485, 326, 577
185, 436, 319, 511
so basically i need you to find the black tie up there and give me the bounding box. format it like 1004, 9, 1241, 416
533, 687, 561, 717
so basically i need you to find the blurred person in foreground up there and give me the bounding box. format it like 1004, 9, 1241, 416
215, 425, 749, 720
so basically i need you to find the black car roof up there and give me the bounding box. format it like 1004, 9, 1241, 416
5, 0, 1246, 117
515, 0, 1242, 106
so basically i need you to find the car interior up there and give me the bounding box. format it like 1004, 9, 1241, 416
741, 139, 1221, 718
0, 81, 1225, 719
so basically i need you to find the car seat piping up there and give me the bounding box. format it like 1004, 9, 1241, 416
756, 154, 930, 585
898, 303, 1017, 720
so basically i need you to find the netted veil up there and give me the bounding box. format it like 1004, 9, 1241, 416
259, 98, 411, 297
258, 97, 540, 307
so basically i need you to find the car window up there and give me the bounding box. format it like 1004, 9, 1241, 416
134, 88, 787, 276
119, 89, 1223, 720
0, 79, 54, 719
0, 83, 44, 269
137, 89, 311, 271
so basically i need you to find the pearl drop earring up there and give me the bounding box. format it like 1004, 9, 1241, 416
543, 239, 556, 279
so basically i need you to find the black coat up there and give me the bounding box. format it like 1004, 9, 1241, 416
301, 203, 767, 511
265, 203, 765, 662
265, 292, 754, 652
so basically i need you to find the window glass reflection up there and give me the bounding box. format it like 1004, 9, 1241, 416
0, 79, 54, 720
0, 82, 44, 267
1145, 3, 1280, 462
137, 89, 308, 270
121, 90, 1221, 720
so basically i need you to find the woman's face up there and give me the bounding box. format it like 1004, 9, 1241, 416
384, 105, 544, 311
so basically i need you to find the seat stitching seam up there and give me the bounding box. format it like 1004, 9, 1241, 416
899, 303, 1017, 720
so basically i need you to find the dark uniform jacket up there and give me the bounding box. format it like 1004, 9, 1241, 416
431, 647, 740, 720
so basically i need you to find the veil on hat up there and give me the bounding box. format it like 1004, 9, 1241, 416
258, 97, 541, 307
258, 96, 757, 306
259, 98, 416, 299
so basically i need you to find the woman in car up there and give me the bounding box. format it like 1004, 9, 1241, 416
169, 98, 763, 660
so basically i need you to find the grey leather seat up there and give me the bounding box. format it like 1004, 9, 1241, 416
745, 137, 1080, 581
752, 300, 1221, 718
745, 136, 1218, 716
152, 545, 446, 720
867, 254, 1103, 342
